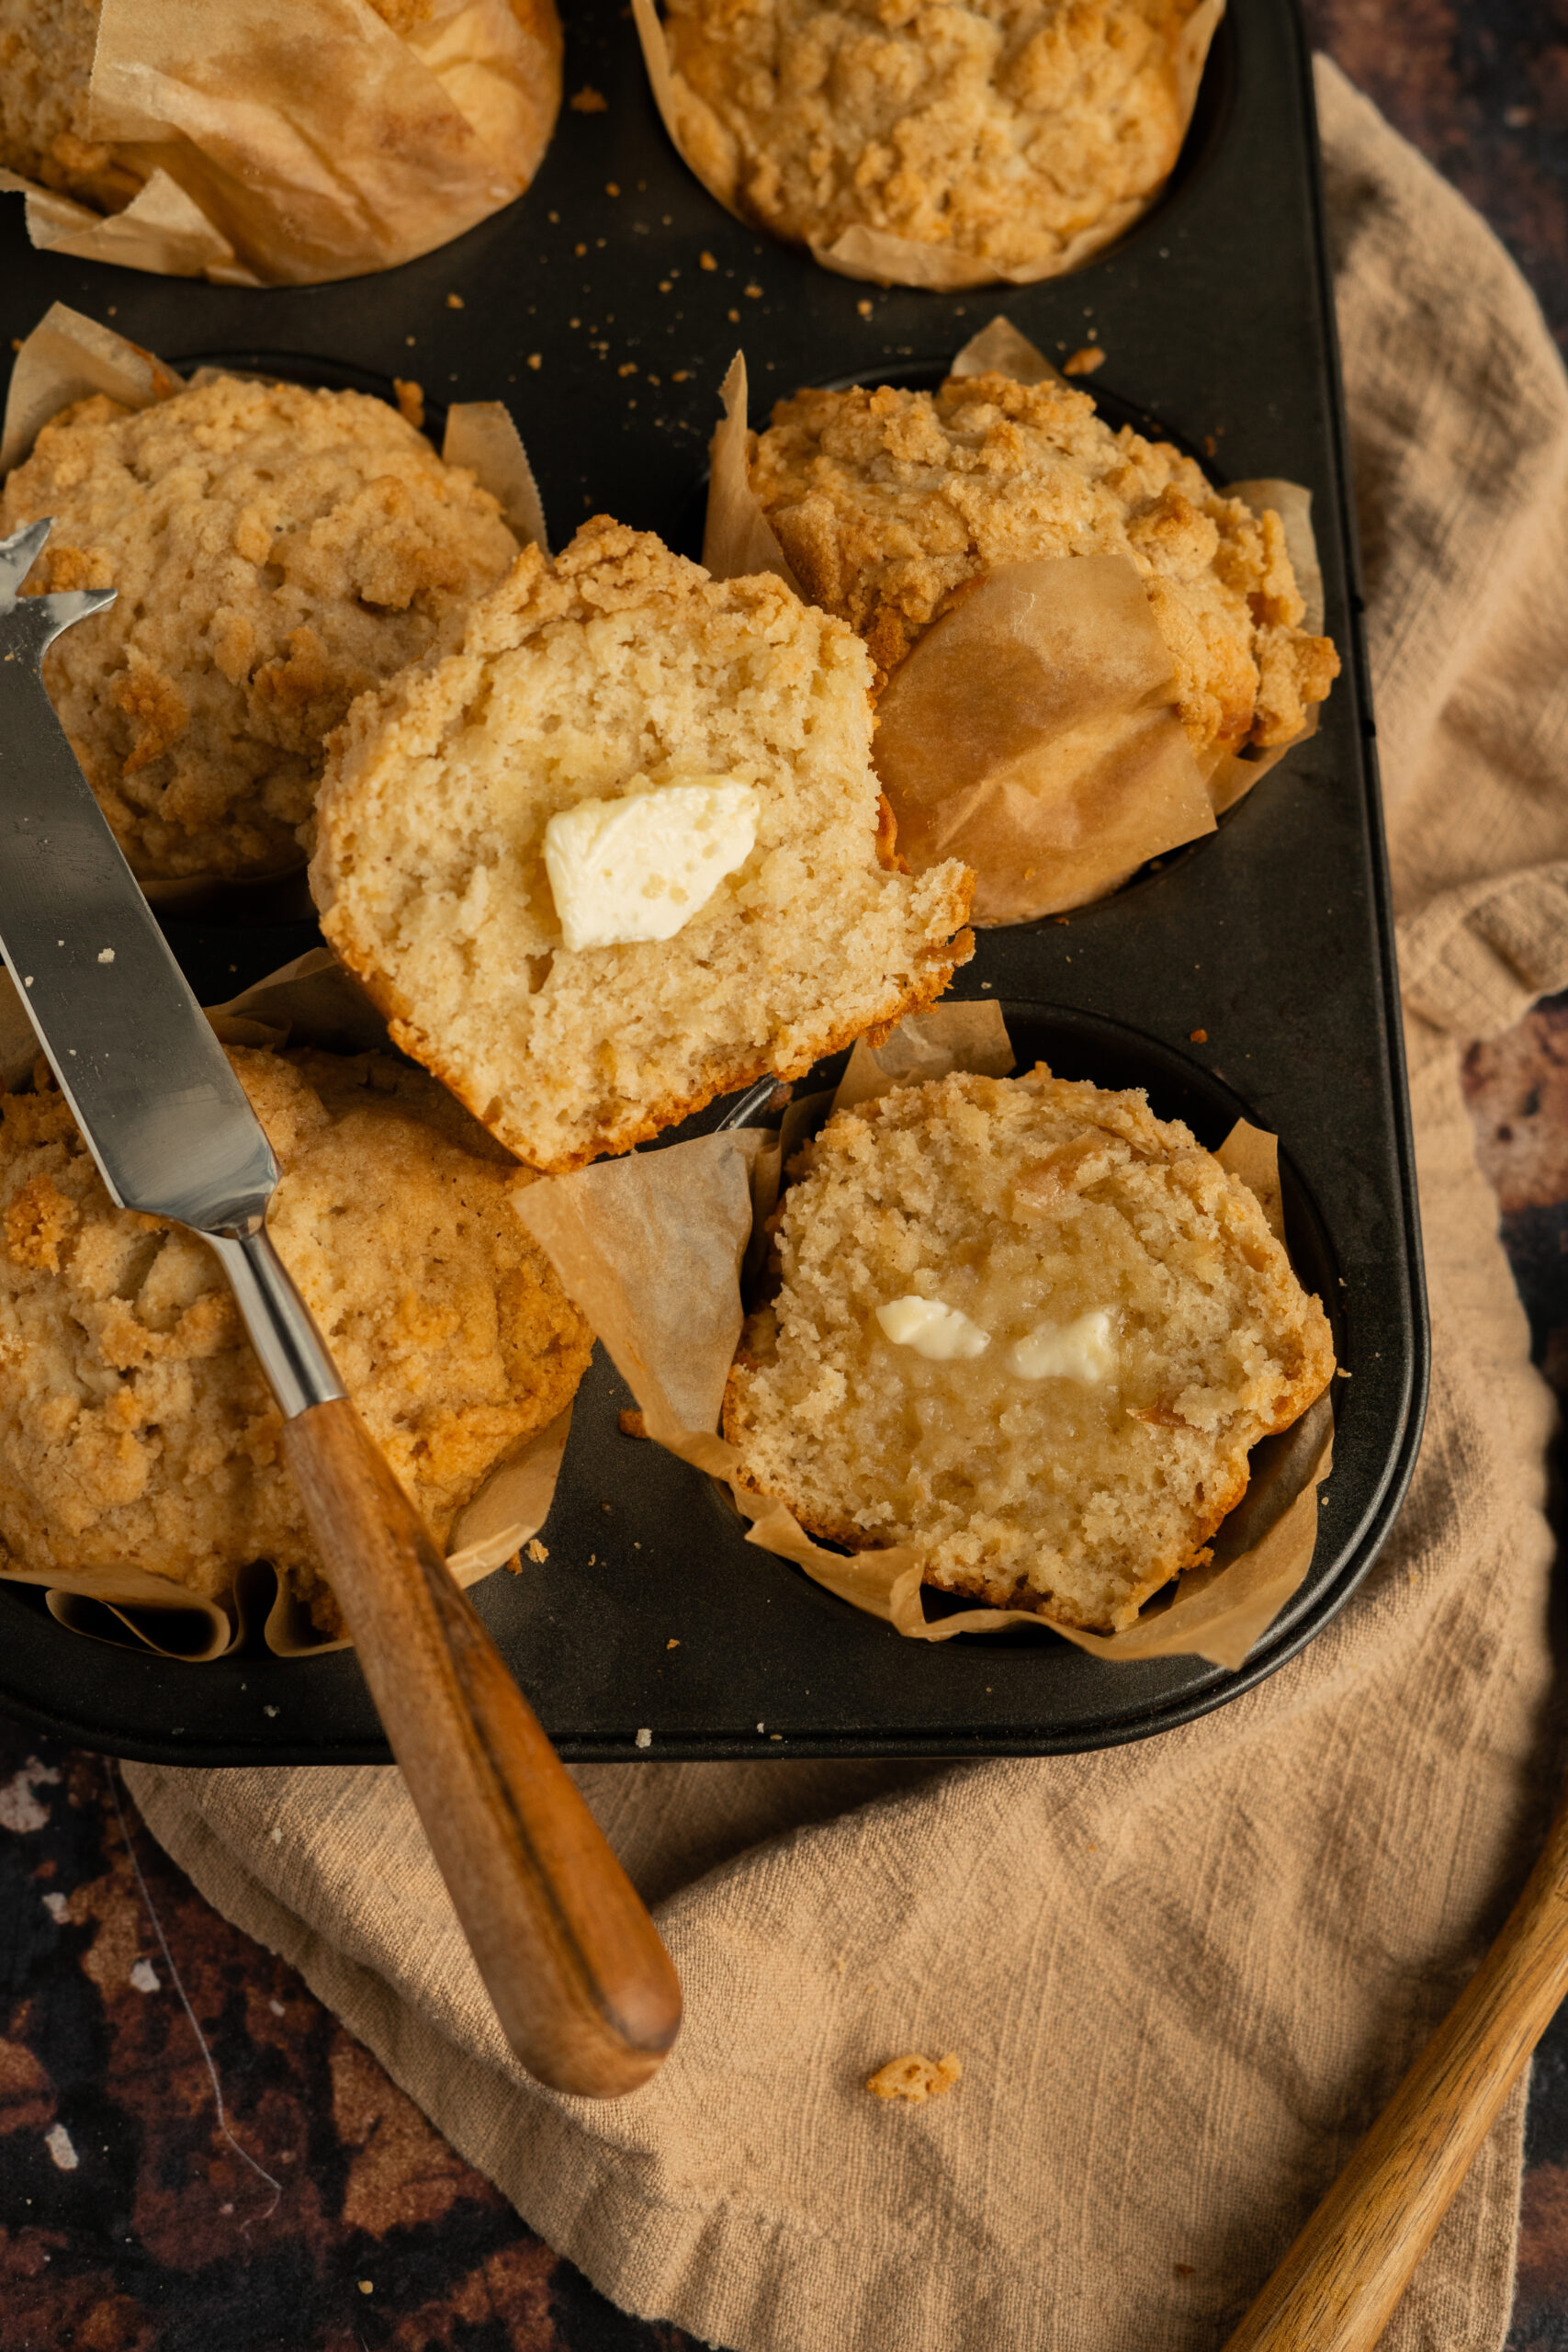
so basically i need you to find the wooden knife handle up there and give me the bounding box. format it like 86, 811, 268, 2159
281, 1395, 682, 2100
1221, 1781, 1568, 2350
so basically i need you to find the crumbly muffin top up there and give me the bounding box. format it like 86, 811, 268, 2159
0, 0, 147, 211
0, 374, 521, 882
661, 0, 1209, 277
724, 1066, 1335, 1632
310, 515, 973, 1171
0, 1045, 592, 1633
0, 0, 496, 211
750, 370, 1340, 755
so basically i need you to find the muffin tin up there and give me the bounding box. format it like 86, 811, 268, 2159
0, 0, 1427, 1763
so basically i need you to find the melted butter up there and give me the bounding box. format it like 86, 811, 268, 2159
1010, 1308, 1117, 1385
875, 1295, 991, 1362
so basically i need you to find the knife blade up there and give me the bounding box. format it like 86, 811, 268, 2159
0, 515, 282, 1231
0, 517, 681, 2098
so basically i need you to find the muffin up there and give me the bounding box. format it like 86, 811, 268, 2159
723, 1066, 1335, 1632
0, 1045, 593, 1634
750, 370, 1339, 759
0, 0, 564, 283
310, 516, 976, 1172
0, 0, 143, 212
0, 373, 522, 884
656, 0, 1216, 281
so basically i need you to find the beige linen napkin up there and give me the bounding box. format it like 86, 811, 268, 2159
123, 60, 1568, 2349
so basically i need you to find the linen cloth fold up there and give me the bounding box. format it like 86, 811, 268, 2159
126, 60, 1568, 2351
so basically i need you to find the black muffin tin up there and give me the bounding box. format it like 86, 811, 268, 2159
0, 0, 1427, 1763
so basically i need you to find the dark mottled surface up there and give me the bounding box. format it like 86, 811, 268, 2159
1303, 0, 1568, 352
0, 1730, 704, 2351
4, 6, 1568, 2348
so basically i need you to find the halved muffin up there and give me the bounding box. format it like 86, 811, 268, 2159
724, 1065, 1335, 1632
310, 517, 975, 1171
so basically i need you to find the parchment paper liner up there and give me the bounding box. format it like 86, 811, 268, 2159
517, 1001, 1335, 1670
632, 0, 1224, 288
1, 305, 549, 910
0, 948, 573, 1662
702, 320, 1325, 923
0, 0, 562, 286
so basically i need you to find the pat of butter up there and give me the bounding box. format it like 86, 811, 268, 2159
543, 778, 759, 952
875, 1295, 991, 1362
1009, 1308, 1117, 1384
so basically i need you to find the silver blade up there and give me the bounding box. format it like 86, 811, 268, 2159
0, 518, 277, 1231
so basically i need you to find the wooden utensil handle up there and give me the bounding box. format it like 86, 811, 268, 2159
281, 1396, 682, 2100
1222, 1783, 1568, 2350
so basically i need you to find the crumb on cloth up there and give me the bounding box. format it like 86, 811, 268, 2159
866, 2052, 961, 2103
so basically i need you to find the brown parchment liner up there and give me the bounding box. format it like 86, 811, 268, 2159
517, 1002, 1335, 1670
632, 0, 1224, 289
0, 948, 574, 1662
703, 322, 1325, 924
0, 305, 550, 910
0, 0, 562, 286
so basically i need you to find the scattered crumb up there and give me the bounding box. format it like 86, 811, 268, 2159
130, 1958, 159, 1993
744, 282, 762, 298
619, 1408, 648, 1440
393, 378, 424, 429
263, 1704, 278, 1718
1064, 345, 1106, 376
570, 85, 607, 112
527, 354, 542, 370
856, 300, 874, 319
587, 1554, 596, 1566
671, 368, 691, 382
667, 1637, 679, 1648
41, 1891, 68, 1922
1203, 434, 1218, 458
269, 1826, 282, 1844
756, 1722, 765, 1733
605, 181, 621, 197
446, 291, 465, 309
575, 242, 588, 256
635, 1726, 652, 1748
866, 2052, 961, 2104
728, 309, 740, 322
269, 1998, 285, 2016
525, 1537, 548, 1563
618, 362, 637, 377
358, 2280, 374, 2295
699, 250, 717, 270
45, 2123, 78, 2171
96, 947, 115, 964
1189, 1027, 1208, 1044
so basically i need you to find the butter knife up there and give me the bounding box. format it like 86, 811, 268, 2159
0, 518, 680, 2098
